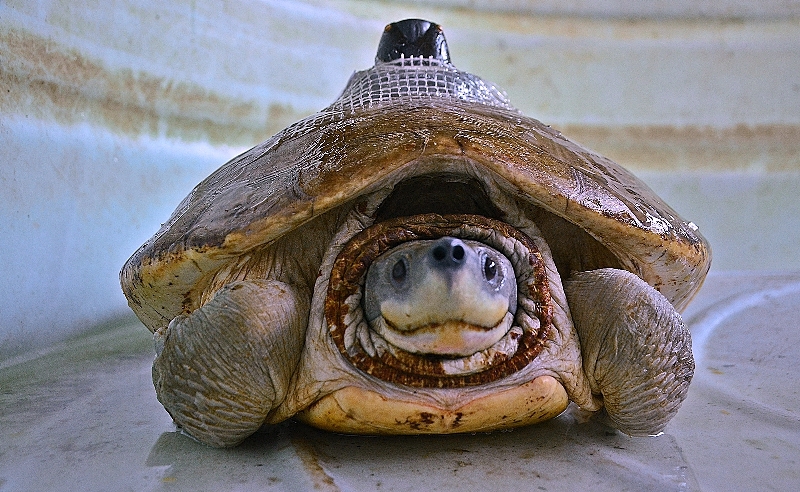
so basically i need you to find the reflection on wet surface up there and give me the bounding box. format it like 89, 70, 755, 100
145, 413, 695, 491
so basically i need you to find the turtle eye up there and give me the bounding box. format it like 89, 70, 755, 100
483, 256, 497, 282
391, 259, 407, 283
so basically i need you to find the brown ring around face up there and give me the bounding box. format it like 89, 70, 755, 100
325, 213, 553, 388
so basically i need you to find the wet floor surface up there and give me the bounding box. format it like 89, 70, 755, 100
1, 271, 798, 491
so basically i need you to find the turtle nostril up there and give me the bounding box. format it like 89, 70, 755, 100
452, 245, 464, 261
432, 245, 447, 262
431, 239, 465, 265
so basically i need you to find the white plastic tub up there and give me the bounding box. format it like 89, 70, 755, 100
2, 1, 799, 490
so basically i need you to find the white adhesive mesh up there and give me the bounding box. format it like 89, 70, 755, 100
333, 57, 516, 114
285, 58, 518, 137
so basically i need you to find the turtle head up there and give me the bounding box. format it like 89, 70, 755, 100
364, 237, 516, 357
375, 19, 450, 63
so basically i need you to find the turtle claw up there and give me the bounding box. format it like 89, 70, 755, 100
152, 280, 308, 447
564, 268, 694, 436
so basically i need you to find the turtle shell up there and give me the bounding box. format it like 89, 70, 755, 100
121, 57, 710, 332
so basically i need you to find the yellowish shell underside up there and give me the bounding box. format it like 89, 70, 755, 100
295, 375, 568, 434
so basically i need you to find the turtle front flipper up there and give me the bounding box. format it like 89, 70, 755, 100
563, 268, 694, 436
152, 280, 308, 447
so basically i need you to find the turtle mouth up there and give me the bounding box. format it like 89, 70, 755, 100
325, 213, 552, 388
358, 314, 522, 375
372, 316, 516, 358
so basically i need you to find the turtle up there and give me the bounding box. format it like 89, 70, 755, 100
121, 19, 710, 448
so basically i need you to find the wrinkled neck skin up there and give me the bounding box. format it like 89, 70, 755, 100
269, 158, 599, 424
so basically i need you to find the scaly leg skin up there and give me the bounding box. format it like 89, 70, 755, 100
563, 268, 694, 436
152, 280, 308, 447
